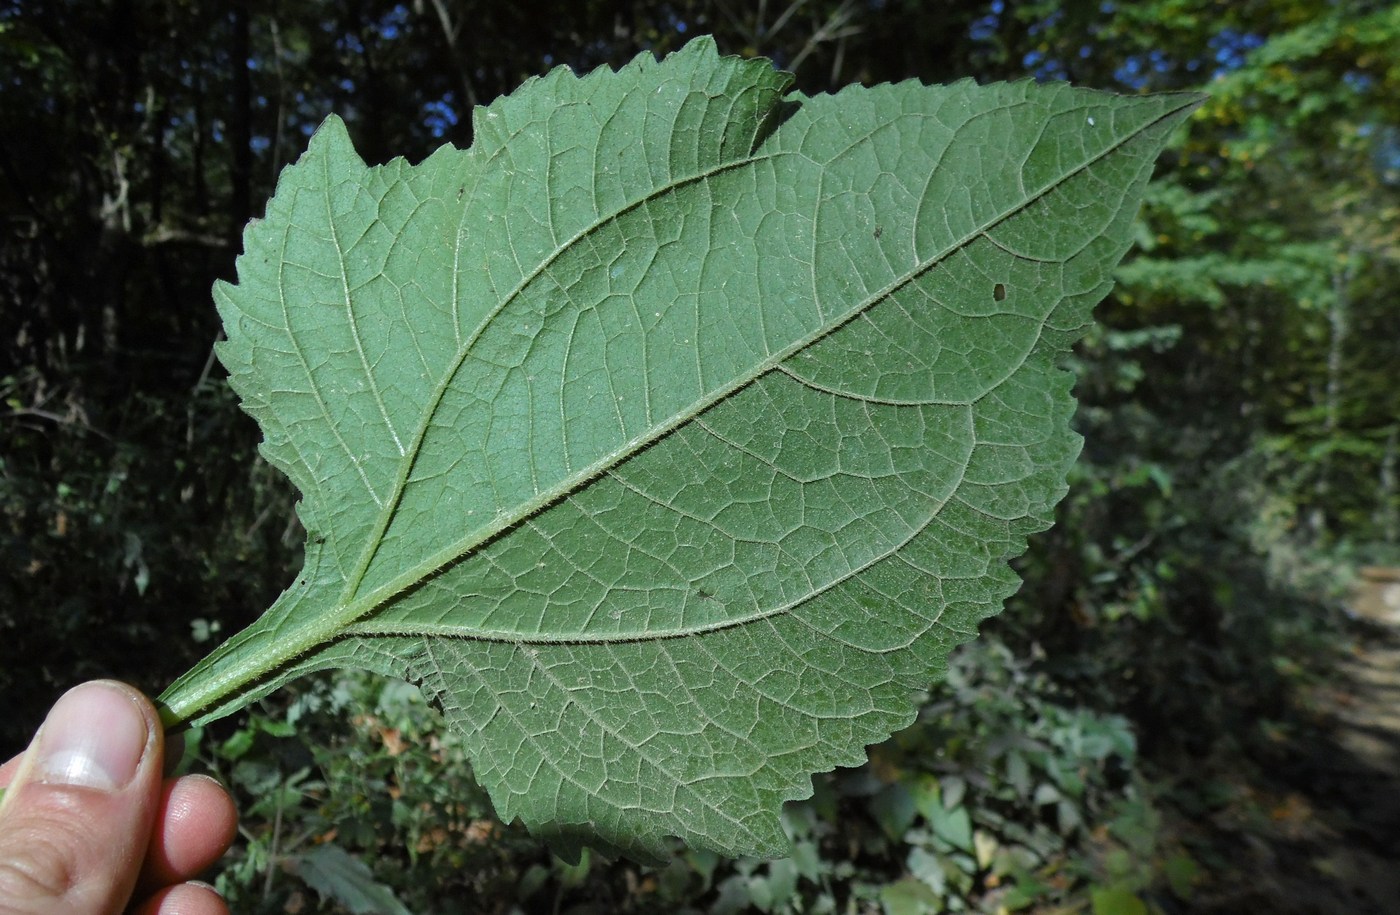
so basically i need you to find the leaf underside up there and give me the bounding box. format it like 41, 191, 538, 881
160, 37, 1200, 861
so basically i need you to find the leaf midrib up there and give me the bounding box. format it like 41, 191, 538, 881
166, 95, 1192, 726
347, 101, 1172, 625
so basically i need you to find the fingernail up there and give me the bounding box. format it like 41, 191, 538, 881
37, 683, 150, 790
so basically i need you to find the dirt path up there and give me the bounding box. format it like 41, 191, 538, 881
1203, 568, 1400, 914
1290, 615, 1400, 913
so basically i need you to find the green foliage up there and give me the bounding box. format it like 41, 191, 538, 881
204, 640, 1160, 914
158, 38, 1197, 860
203, 672, 541, 913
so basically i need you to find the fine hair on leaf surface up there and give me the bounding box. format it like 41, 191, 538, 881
159, 36, 1201, 861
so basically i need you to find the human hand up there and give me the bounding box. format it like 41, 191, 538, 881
0, 681, 237, 914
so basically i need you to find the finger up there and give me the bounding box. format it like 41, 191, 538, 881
0, 754, 23, 787
0, 681, 163, 915
129, 881, 229, 915
139, 775, 237, 888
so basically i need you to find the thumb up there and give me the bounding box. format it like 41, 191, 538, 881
0, 681, 162, 915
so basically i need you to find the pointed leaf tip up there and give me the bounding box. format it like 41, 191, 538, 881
302, 113, 364, 168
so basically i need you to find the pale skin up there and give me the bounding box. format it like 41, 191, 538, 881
0, 681, 237, 915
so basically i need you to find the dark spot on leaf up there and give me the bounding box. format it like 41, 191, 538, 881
993, 282, 1007, 301
873, 226, 883, 239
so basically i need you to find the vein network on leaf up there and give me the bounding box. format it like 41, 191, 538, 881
159, 35, 1201, 861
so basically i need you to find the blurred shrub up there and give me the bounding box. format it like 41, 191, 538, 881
203, 636, 1162, 914
1, 370, 300, 753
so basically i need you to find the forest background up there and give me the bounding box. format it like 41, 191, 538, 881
3, 1, 1398, 913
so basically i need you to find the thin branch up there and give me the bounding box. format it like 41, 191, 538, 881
788, 0, 862, 75
4, 408, 113, 440
765, 0, 809, 44
141, 225, 231, 249
425, 0, 479, 109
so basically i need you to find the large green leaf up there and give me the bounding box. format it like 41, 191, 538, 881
159, 37, 1199, 860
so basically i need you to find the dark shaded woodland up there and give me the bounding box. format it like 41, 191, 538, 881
4, 2, 1398, 912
